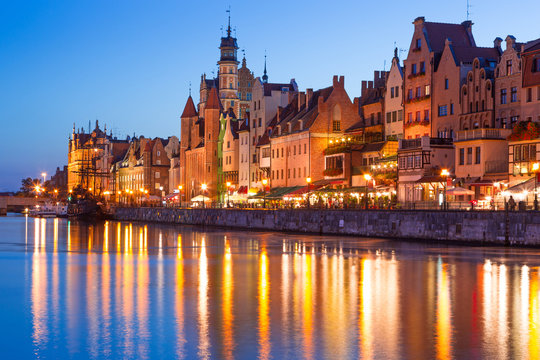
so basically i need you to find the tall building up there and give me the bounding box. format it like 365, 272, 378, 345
384, 48, 404, 140
495, 36, 523, 128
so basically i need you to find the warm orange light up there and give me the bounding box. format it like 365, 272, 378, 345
226, 181, 231, 188
533, 163, 540, 172
178, 185, 183, 190
441, 169, 449, 177
53, 189, 58, 193
363, 174, 372, 181
262, 179, 268, 186
306, 177, 312, 184
201, 183, 207, 191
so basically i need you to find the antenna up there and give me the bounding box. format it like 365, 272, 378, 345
189, 81, 192, 97
226, 6, 231, 37
466, 0, 471, 21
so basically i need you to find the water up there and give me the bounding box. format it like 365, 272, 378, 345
0, 214, 539, 359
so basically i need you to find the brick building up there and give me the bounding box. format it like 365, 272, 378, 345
384, 49, 404, 140
495, 36, 522, 128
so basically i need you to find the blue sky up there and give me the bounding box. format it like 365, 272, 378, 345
1, 0, 539, 191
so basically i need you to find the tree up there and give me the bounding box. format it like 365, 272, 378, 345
19, 178, 40, 195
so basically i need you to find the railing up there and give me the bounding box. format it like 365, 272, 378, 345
399, 138, 423, 150
455, 128, 512, 141
399, 137, 452, 151
485, 160, 508, 174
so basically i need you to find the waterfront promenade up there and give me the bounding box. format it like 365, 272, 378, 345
112, 207, 540, 246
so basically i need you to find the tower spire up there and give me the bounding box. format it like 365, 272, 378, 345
262, 51, 268, 83
226, 7, 231, 37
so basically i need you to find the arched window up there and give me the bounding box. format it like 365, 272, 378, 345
332, 105, 341, 132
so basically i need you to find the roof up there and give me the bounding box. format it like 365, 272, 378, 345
263, 82, 294, 96
181, 96, 198, 118
523, 38, 540, 53
256, 131, 270, 146
423, 21, 475, 54
450, 45, 500, 64
362, 142, 386, 152
206, 86, 221, 110
237, 118, 249, 132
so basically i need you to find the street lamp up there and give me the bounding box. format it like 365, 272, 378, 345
533, 163, 539, 210
41, 172, 47, 185
178, 185, 183, 206
306, 177, 312, 209
363, 174, 372, 210
201, 183, 207, 208
262, 179, 268, 208
226, 181, 231, 207
441, 169, 449, 210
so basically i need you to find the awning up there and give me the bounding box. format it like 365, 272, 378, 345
464, 178, 493, 186
164, 193, 179, 200
191, 195, 210, 202
506, 178, 535, 194
415, 175, 446, 183
446, 187, 474, 196
265, 186, 303, 200
237, 186, 247, 194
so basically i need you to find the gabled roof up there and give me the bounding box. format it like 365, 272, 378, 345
450, 45, 500, 64
181, 96, 198, 118
263, 82, 294, 96
423, 21, 475, 54
206, 86, 221, 110
523, 38, 540, 53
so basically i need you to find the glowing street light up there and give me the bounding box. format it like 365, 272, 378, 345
226, 181, 231, 206
262, 179, 268, 208
201, 183, 207, 208
306, 177, 312, 209
441, 169, 449, 210
363, 174, 372, 210
41, 172, 46, 185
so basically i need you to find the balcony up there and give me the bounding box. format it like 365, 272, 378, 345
455, 128, 512, 142
399, 136, 453, 151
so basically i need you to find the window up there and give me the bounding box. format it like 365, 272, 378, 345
416, 38, 421, 49
272, 149, 274, 158
157, 150, 160, 156
155, 172, 160, 179
304, 144, 307, 154
281, 148, 284, 157
450, 103, 454, 115
293, 146, 296, 155
390, 87, 395, 98
475, 147, 481, 164
467, 147, 472, 165
258, 118, 262, 127
500, 89, 507, 104
506, 60, 512, 75
444, 78, 449, 90
459, 148, 465, 165
533, 58, 540, 72
408, 89, 413, 100
288, 169, 290, 178
527, 88, 532, 102
538, 86, 540, 101
420, 61, 425, 73
392, 111, 397, 123
395, 86, 399, 97
398, 110, 403, 121
416, 111, 421, 121
438, 105, 448, 117
511, 116, 519, 127
332, 105, 341, 132
511, 87, 517, 102
412, 64, 417, 75
227, 141, 230, 149
332, 120, 341, 132
424, 110, 430, 121
386, 112, 392, 123
408, 112, 413, 123
416, 86, 421, 98
425, 85, 430, 96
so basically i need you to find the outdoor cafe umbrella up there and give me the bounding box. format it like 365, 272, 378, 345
446, 187, 474, 196
190, 195, 209, 202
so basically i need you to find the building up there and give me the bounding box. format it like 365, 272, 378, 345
238, 56, 255, 119
269, 76, 361, 188
218, 108, 240, 200
384, 49, 404, 140
403, 17, 476, 139
67, 121, 129, 195
49, 166, 68, 192
495, 36, 522, 128
249, 76, 298, 190
357, 71, 386, 143
521, 38, 540, 122
114, 137, 172, 203
237, 117, 250, 196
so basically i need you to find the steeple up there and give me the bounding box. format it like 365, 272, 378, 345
226, 7, 231, 38
262, 53, 268, 83
181, 95, 198, 118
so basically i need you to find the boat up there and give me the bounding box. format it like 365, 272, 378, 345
28, 203, 68, 218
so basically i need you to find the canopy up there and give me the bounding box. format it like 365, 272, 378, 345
506, 178, 535, 194
226, 193, 246, 202
191, 195, 210, 202
446, 187, 474, 196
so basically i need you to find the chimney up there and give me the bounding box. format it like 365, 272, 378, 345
413, 16, 425, 27
339, 76, 345, 87
493, 37, 502, 50
297, 91, 306, 110
461, 20, 476, 47
332, 75, 339, 87
306, 88, 313, 106
361, 81, 368, 97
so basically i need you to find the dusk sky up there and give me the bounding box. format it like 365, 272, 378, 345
1, 0, 539, 191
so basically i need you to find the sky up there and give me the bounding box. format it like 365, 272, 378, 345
1, 0, 539, 191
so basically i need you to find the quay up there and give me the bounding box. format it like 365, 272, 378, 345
111, 207, 540, 246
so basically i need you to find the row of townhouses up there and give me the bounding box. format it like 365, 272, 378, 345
66, 16, 540, 207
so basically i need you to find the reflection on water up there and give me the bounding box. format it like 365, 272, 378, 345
1, 215, 538, 359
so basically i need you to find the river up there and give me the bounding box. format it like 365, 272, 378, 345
0, 214, 539, 359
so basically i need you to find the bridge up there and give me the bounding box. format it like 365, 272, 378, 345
0, 196, 43, 215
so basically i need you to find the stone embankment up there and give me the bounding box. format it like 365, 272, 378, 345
111, 207, 540, 246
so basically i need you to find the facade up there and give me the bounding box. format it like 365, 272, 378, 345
403, 17, 475, 139
218, 109, 240, 199
67, 121, 129, 195
358, 71, 386, 143
384, 49, 404, 140
49, 166, 68, 192
495, 36, 522, 128
270, 76, 361, 187
249, 78, 298, 189
238, 57, 255, 119
237, 117, 250, 195
114, 137, 171, 203
521, 39, 540, 122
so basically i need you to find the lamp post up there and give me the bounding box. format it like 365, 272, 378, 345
363, 174, 372, 210
226, 181, 231, 207
262, 179, 268, 208
306, 177, 312, 209
441, 169, 449, 210
159, 186, 164, 205
178, 185, 183, 207
201, 183, 207, 208
533, 163, 539, 210
41, 172, 47, 185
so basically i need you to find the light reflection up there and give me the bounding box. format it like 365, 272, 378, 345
31, 219, 47, 350
198, 237, 210, 359
258, 246, 270, 360
175, 234, 186, 357
222, 237, 235, 359
529, 270, 539, 359
435, 258, 452, 360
